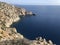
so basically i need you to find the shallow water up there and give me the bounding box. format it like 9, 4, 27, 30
12, 5, 60, 45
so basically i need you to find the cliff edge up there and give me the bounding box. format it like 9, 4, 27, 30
0, 2, 56, 45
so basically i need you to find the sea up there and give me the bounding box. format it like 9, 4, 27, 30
12, 5, 60, 45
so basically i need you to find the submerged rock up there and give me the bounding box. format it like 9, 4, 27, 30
0, 1, 56, 45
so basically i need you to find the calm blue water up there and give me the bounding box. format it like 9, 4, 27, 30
13, 5, 60, 45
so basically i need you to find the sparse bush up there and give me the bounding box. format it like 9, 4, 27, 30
0, 36, 2, 40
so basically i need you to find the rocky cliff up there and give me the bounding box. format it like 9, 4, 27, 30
0, 2, 33, 27
0, 2, 56, 45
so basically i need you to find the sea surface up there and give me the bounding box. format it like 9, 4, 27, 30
12, 5, 60, 45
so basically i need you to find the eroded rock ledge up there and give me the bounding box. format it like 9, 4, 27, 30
0, 2, 56, 45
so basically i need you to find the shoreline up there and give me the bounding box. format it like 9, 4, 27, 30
0, 2, 56, 45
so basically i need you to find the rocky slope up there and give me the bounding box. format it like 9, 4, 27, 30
0, 2, 56, 45
0, 2, 33, 27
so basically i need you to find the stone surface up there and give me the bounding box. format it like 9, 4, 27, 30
0, 2, 33, 27
0, 1, 26, 45
30, 37, 56, 45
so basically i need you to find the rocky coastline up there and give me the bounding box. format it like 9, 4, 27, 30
0, 2, 56, 45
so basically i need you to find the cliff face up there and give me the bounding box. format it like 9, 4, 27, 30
0, 2, 33, 27
0, 2, 27, 45
0, 2, 55, 45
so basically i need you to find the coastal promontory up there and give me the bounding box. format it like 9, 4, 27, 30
0, 2, 56, 45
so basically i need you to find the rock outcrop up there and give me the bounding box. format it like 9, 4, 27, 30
30, 37, 56, 45
0, 1, 28, 45
0, 2, 33, 27
0, 2, 56, 45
